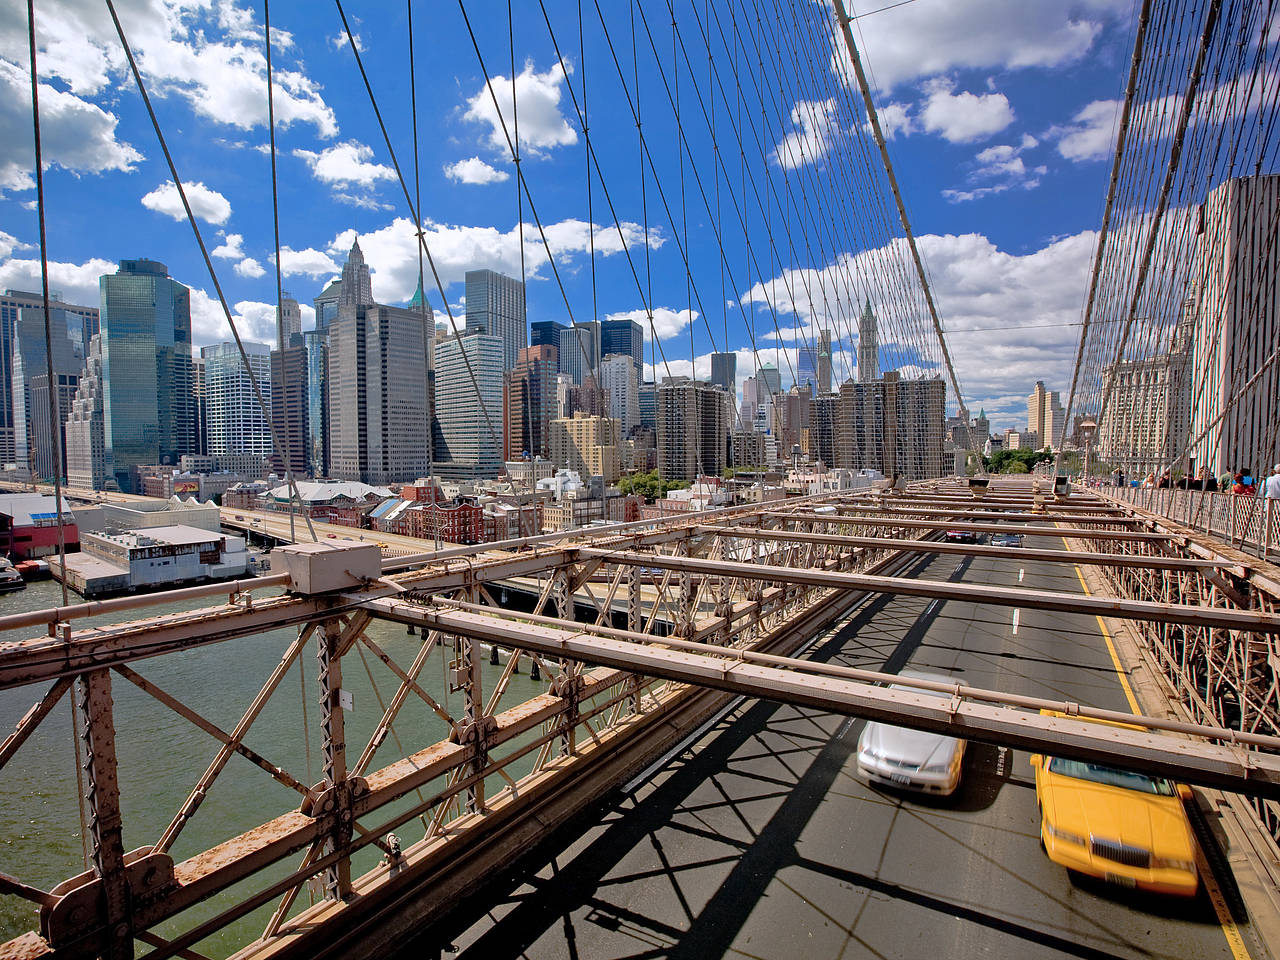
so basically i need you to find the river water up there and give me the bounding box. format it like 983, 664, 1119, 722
0, 579, 548, 956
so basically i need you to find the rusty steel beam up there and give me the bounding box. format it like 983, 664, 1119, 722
574, 548, 1280, 633
422, 597, 1280, 751
391, 604, 1280, 799
698, 525, 1229, 570
822, 504, 1141, 524
763, 511, 1169, 541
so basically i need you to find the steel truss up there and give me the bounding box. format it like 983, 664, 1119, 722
1, 480, 1278, 959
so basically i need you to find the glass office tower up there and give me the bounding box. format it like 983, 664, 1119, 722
99, 259, 194, 491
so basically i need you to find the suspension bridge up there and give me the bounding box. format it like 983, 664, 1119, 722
2, 0, 1280, 958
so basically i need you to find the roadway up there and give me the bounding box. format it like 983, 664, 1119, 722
414, 528, 1263, 960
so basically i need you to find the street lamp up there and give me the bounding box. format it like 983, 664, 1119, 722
1079, 418, 1097, 487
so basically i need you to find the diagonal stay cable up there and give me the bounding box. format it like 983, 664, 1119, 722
332, 0, 503, 466
105, 0, 315, 542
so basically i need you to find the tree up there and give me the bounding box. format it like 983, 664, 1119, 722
618, 470, 687, 501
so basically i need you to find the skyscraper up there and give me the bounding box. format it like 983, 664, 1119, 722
98, 259, 195, 491
710, 352, 737, 393
12, 306, 84, 478
836, 373, 945, 480
329, 304, 431, 484
465, 269, 526, 370
858, 299, 880, 382
278, 295, 302, 349
433, 332, 504, 478
505, 344, 558, 462
191, 356, 207, 456
1027, 381, 1064, 451
313, 280, 341, 337
1192, 174, 1280, 475
599, 353, 639, 436
202, 342, 273, 460
0, 289, 97, 465
303, 330, 329, 478
548, 412, 621, 484
816, 329, 833, 394
530, 320, 567, 352
657, 377, 731, 481
65, 333, 108, 489
758, 362, 782, 398
796, 330, 831, 393
601, 316, 644, 371
270, 344, 309, 478
797, 341, 819, 392
558, 323, 600, 386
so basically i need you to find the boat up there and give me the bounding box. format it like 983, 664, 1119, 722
0, 558, 26, 592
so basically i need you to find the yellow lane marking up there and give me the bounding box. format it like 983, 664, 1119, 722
1070, 557, 1251, 960
1071, 565, 1140, 714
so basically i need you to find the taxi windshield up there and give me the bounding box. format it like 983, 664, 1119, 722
1047, 757, 1176, 796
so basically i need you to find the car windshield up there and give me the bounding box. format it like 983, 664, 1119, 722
1047, 757, 1176, 795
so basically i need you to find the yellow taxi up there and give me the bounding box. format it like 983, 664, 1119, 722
1030, 714, 1199, 897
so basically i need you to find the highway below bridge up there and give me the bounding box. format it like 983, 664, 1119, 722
409, 528, 1265, 960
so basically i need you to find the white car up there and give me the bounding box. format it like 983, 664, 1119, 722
856, 672, 967, 796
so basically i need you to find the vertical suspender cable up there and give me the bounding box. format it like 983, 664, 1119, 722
830, 0, 969, 440
406, 0, 436, 546
25, 0, 69, 608
263, 0, 311, 544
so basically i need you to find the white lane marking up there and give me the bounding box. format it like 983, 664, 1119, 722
1018, 568, 1025, 582
1011, 608, 1020, 634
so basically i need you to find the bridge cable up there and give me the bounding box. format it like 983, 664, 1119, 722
332, 0, 505, 480
104, 0, 315, 552
263, 0, 316, 544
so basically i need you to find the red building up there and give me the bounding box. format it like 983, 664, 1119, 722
0, 494, 79, 559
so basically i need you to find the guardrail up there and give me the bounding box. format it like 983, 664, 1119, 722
1103, 484, 1279, 561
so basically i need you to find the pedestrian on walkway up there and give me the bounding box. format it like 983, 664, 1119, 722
1265, 464, 1280, 499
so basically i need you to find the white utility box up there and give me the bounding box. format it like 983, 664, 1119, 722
275, 542, 382, 594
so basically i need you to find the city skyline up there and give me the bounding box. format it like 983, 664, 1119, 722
0, 1, 1144, 432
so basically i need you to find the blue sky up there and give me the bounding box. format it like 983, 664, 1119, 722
0, 0, 1139, 431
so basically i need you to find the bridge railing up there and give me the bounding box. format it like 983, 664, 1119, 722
1103, 484, 1279, 561
1071, 491, 1280, 853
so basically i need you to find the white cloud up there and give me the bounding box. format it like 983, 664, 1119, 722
294, 140, 395, 188
773, 99, 840, 169
211, 233, 245, 259
276, 245, 340, 279
462, 60, 577, 156
443, 156, 510, 185
830, 0, 1123, 91
329, 30, 365, 53
738, 229, 1097, 425
943, 135, 1046, 203
321, 216, 664, 305
141, 180, 232, 225
188, 293, 285, 347
876, 102, 915, 140
0, 231, 32, 260
0, 59, 141, 193
234, 257, 265, 278
1051, 99, 1121, 161
605, 307, 699, 342
331, 191, 393, 212
0, 0, 337, 136
0, 254, 117, 308
920, 78, 1014, 143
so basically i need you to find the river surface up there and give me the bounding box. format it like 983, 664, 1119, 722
0, 578, 549, 956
